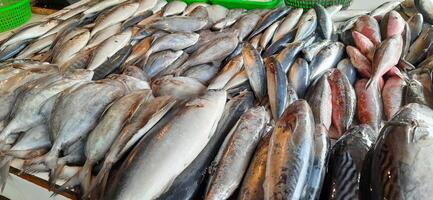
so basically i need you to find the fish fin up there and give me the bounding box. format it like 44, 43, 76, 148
0, 156, 12, 192
365, 76, 379, 90
53, 170, 80, 196
48, 163, 65, 188
78, 161, 94, 195
83, 162, 112, 198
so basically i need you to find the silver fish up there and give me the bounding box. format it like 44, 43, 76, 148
265, 57, 287, 120
288, 58, 311, 98
276, 41, 304, 72
259, 20, 281, 50
406, 27, 433, 65
415, 0, 433, 24
163, 0, 187, 17
152, 76, 206, 100
52, 30, 90, 65
207, 5, 228, 24
370, 0, 403, 18
294, 9, 317, 42
212, 9, 245, 30
248, 7, 291, 39
332, 9, 369, 22
86, 23, 122, 48
223, 70, 249, 90
407, 13, 424, 42
149, 16, 208, 33
208, 55, 243, 90
145, 32, 199, 63
233, 13, 262, 41
183, 63, 219, 84
315, 4, 333, 40
144, 50, 183, 78
16, 34, 56, 59
90, 3, 139, 36
151, 0, 168, 13
84, 0, 128, 16
305, 74, 332, 130
122, 65, 149, 81
337, 58, 358, 85
309, 42, 345, 81
272, 8, 303, 43
243, 43, 266, 101
134, 0, 157, 16
183, 2, 210, 15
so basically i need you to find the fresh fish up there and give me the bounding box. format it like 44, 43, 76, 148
381, 11, 406, 39
144, 50, 183, 78
0, 41, 29, 62
407, 13, 424, 42
183, 63, 219, 84
233, 13, 262, 41
86, 23, 122, 49
328, 69, 356, 139
93, 45, 133, 80
354, 16, 382, 46
145, 32, 199, 63
223, 70, 248, 91
272, 8, 303, 43
337, 58, 358, 85
276, 41, 303, 72
124, 36, 152, 66
243, 43, 266, 101
207, 5, 228, 24
259, 20, 281, 50
367, 35, 403, 88
264, 100, 314, 200
352, 31, 375, 60
346, 45, 372, 78
83, 0, 127, 16
108, 74, 151, 91
326, 5, 342, 16
104, 90, 226, 200
157, 51, 189, 76
405, 27, 433, 65
134, 0, 157, 16
415, 0, 433, 24
205, 106, 267, 200
208, 55, 243, 90
90, 3, 139, 36
250, 34, 261, 49
17, 34, 56, 58
87, 30, 132, 70
183, 2, 210, 15
122, 65, 149, 81
52, 30, 90, 65
315, 4, 333, 40
403, 79, 428, 105
187, 5, 209, 19
370, 0, 403, 18
58, 6, 87, 21
7, 124, 51, 158
338, 16, 360, 33
302, 40, 332, 63
303, 124, 330, 200
332, 9, 369, 22
288, 58, 310, 98
305, 74, 332, 130
294, 9, 317, 42
163, 0, 187, 17
265, 57, 287, 120
382, 76, 405, 120
212, 9, 245, 31
152, 76, 206, 100
121, 11, 153, 31
59, 48, 93, 72
151, 0, 168, 13
149, 16, 208, 33
321, 125, 375, 200
248, 7, 290, 39
185, 29, 238, 54
355, 79, 383, 131
309, 42, 345, 81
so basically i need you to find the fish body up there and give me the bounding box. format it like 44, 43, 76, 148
150, 16, 208, 33
315, 4, 333, 40
243, 43, 267, 101
233, 13, 262, 41
288, 58, 310, 98
152, 76, 206, 100
276, 41, 303, 72
382, 76, 405, 120
90, 3, 139, 36
355, 79, 383, 131
208, 55, 243, 90
266, 57, 287, 120
337, 58, 358, 85
305, 74, 332, 130
272, 8, 303, 43
353, 15, 382, 45
163, 0, 187, 17
309, 42, 345, 81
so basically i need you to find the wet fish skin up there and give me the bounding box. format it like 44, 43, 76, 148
16, 34, 56, 59
0, 41, 29, 62
294, 9, 317, 42
332, 9, 369, 22
187, 5, 209, 19
407, 13, 424, 43
182, 63, 219, 84
337, 58, 358, 85
248, 7, 290, 40
382, 76, 405, 120
122, 65, 148, 81
265, 57, 287, 120
86, 23, 122, 49
233, 13, 262, 41
315, 4, 333, 40
163, 0, 187, 17
355, 79, 383, 131
264, 28, 297, 57
288, 58, 310, 98
259, 20, 281, 50
59, 48, 93, 72
206, 5, 228, 24
90, 3, 139, 36
353, 15, 382, 45
405, 27, 433, 65
105, 90, 226, 200
149, 16, 208, 33
346, 45, 372, 78
370, 0, 402, 18
302, 40, 332, 63
352, 31, 375, 60
223, 70, 248, 91
264, 100, 314, 200
305, 74, 332, 130
185, 29, 238, 54
145, 32, 199, 62
415, 0, 433, 24
276, 41, 303, 73
183, 2, 209, 15
6, 124, 50, 159
205, 106, 267, 200
212, 9, 245, 31
93, 44, 133, 80
52, 30, 91, 66
243, 43, 267, 102
121, 11, 153, 31
309, 42, 345, 81
144, 50, 183, 78
124, 36, 152, 66
152, 76, 206, 100
208, 55, 243, 90
272, 8, 303, 43
328, 69, 356, 139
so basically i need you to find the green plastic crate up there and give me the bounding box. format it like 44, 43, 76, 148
211, 0, 284, 10
285, 0, 352, 8
0, 0, 31, 32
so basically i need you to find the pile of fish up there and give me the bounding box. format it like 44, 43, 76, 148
1, 0, 433, 199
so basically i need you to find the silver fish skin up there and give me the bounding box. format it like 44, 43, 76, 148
223, 70, 248, 90
182, 63, 219, 84
259, 20, 281, 50
212, 9, 245, 30
415, 0, 433, 24
157, 51, 189, 77
303, 124, 330, 200
276, 41, 304, 73
326, 5, 342, 16
205, 106, 267, 200
243, 43, 266, 102
332, 9, 369, 22
407, 13, 423, 42
92, 44, 133, 80
309, 42, 345, 81
84, 0, 127, 16
337, 58, 357, 85
122, 65, 149, 81
206, 5, 228, 24
17, 34, 56, 59
294, 9, 317, 42
288, 58, 310, 98
90, 3, 139, 36
0, 41, 29, 62
7, 124, 51, 158
86, 23, 122, 49
124, 36, 152, 66
144, 50, 183, 78
0, 70, 93, 144
107, 74, 151, 91
134, 0, 157, 16
59, 48, 93, 72
272, 8, 303, 43
176, 35, 238, 75
185, 29, 238, 54
187, 5, 209, 19
370, 0, 403, 18
183, 2, 210, 15
152, 76, 206, 100
233, 13, 262, 41
42, 18, 80, 38
151, 0, 168, 13
406, 27, 433, 65
265, 100, 315, 200
150, 16, 208, 33
45, 80, 127, 169
248, 7, 291, 39
58, 5, 87, 20
302, 40, 332, 62
52, 30, 91, 65
238, 130, 271, 200
266, 57, 287, 120
105, 90, 226, 200
145, 32, 199, 61
209, 55, 243, 90
163, 0, 187, 17
315, 4, 333, 40
305, 74, 332, 130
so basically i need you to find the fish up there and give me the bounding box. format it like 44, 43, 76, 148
355, 79, 383, 131
370, 0, 403, 18
309, 42, 345, 81
249, 8, 291, 40
187, 5, 209, 19
381, 11, 406, 39
122, 65, 149, 81
183, 2, 210, 16
212, 9, 245, 31
272, 8, 303, 43
87, 30, 132, 70
58, 5, 88, 21
232, 13, 262, 41
223, 70, 249, 91
346, 45, 372, 78
208, 55, 243, 90
151, 0, 168, 13
59, 48, 93, 72
121, 11, 153, 31
149, 16, 208, 33
134, 0, 157, 16
294, 9, 317, 42
382, 76, 405, 120
259, 20, 281, 50
52, 30, 91, 65
6, 124, 51, 159
415, 0, 433, 23
86, 23, 122, 49
238, 130, 271, 200
328, 69, 356, 139
124, 36, 152, 66
265, 57, 287, 120
205, 106, 267, 200
305, 73, 332, 131
16, 34, 56, 59
403, 79, 428, 106
152, 76, 206, 100
183, 63, 219, 84
321, 125, 376, 200
326, 5, 342, 16
93, 45, 133, 80
264, 100, 314, 200
352, 31, 375, 60
84, 0, 127, 16
144, 32, 199, 63
337, 58, 358, 85
353, 15, 382, 45
163, 0, 187, 17
302, 40, 332, 63
90, 3, 139, 36
407, 13, 424, 43
263, 28, 297, 57
288, 58, 310, 98
276, 41, 304, 72
144, 50, 183, 78
103, 90, 226, 200
315, 4, 333, 40
367, 35, 403, 89
207, 5, 228, 24
250, 34, 261, 49
0, 41, 30, 62
185, 29, 238, 54
332, 9, 369, 22
405, 27, 433, 65
243, 43, 267, 101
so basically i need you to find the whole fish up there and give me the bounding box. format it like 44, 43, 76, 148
86, 23, 122, 49
108, 74, 151, 91
0, 41, 29, 62
276, 41, 304, 72
183, 2, 210, 15
352, 31, 375, 60
232, 13, 262, 41
328, 69, 356, 139
151, 0, 168, 13
415, 0, 433, 23
16, 34, 56, 59
309, 42, 345, 81
306, 74, 332, 130
302, 40, 332, 62
134, 0, 157, 16
353, 15, 382, 45
370, 0, 403, 18
122, 65, 149, 81
259, 20, 281, 50
243, 43, 266, 101
58, 5, 87, 21
346, 45, 372, 78
288, 58, 310, 98
149, 16, 208, 33
152, 76, 206, 100
182, 63, 219, 84
90, 3, 139, 36
382, 76, 405, 120
265, 57, 287, 120
208, 55, 243, 90
407, 13, 424, 42
207, 5, 228, 24
381, 11, 405, 38
355, 79, 383, 131
367, 35, 403, 89
248, 7, 290, 39
337, 58, 358, 85
93, 45, 133, 80
145, 32, 199, 62
294, 9, 317, 42
163, 0, 187, 17
332, 9, 369, 22
187, 5, 209, 19
212, 9, 245, 31
52, 30, 90, 65
205, 106, 267, 200
104, 90, 226, 200
303, 124, 329, 200
124, 36, 152, 66
144, 50, 183, 77
315, 4, 333, 40
272, 8, 303, 43
264, 100, 314, 200
321, 125, 376, 200
405, 27, 433, 65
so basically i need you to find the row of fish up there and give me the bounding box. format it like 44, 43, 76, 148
0, 0, 433, 199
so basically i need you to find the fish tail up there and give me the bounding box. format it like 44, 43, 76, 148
83, 162, 112, 199
365, 76, 379, 90
0, 156, 12, 192
78, 161, 94, 195
53, 168, 80, 196
48, 163, 65, 188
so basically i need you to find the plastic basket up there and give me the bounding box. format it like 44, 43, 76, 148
285, 0, 352, 8
211, 0, 284, 10
0, 0, 32, 32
